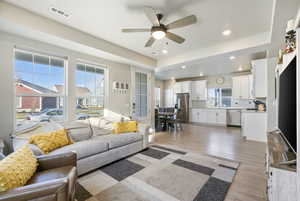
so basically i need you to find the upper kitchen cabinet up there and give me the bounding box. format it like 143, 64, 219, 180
174, 81, 191, 94
191, 80, 207, 100
251, 59, 267, 98
232, 75, 253, 99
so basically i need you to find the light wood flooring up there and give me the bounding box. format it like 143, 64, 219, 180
154, 123, 267, 201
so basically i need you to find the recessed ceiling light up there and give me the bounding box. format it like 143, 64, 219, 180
199, 72, 204, 76
222, 29, 232, 36
238, 66, 243, 71
162, 49, 168, 54
230, 56, 236, 60
181, 65, 186, 69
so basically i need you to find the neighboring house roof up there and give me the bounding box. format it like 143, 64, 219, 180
54, 85, 91, 97
16, 79, 57, 94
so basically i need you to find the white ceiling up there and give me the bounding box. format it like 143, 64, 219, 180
156, 51, 267, 79
2, 0, 299, 80
5, 0, 273, 60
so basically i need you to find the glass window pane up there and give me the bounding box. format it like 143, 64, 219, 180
14, 50, 66, 134
135, 72, 148, 118
76, 63, 105, 118
77, 64, 85, 71
34, 55, 49, 65
50, 58, 64, 68
15, 51, 33, 63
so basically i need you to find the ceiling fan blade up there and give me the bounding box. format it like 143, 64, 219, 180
166, 32, 185, 44
166, 15, 197, 30
122, 28, 150, 33
145, 37, 155, 47
144, 6, 160, 26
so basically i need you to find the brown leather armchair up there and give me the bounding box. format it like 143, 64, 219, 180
0, 152, 77, 201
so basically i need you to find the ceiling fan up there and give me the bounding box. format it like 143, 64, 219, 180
122, 7, 197, 47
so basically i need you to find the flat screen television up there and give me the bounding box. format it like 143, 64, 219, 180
278, 56, 297, 153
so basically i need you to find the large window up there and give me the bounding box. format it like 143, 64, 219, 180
207, 88, 232, 107
135, 72, 148, 118
76, 63, 105, 118
164, 88, 176, 107
155, 87, 161, 107
14, 50, 66, 132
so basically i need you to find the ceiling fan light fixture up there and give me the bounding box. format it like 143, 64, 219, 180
152, 30, 166, 40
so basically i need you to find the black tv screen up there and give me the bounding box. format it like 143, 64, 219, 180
278, 56, 297, 153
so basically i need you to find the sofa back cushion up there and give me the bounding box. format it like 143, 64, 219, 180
63, 121, 93, 142
88, 117, 114, 136
29, 129, 72, 154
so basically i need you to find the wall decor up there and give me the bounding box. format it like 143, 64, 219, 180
113, 81, 129, 94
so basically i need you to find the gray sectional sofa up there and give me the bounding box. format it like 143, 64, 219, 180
13, 117, 150, 176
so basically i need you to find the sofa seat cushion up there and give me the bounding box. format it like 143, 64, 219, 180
27, 166, 72, 185
93, 133, 143, 149
50, 139, 108, 160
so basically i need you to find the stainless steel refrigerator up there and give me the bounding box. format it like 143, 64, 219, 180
176, 93, 189, 123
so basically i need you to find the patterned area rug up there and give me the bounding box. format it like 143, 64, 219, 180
75, 145, 240, 201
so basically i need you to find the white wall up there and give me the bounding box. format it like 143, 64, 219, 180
155, 80, 164, 107
266, 57, 277, 131
0, 31, 145, 152
0, 1, 156, 68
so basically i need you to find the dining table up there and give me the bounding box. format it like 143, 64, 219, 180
156, 112, 176, 131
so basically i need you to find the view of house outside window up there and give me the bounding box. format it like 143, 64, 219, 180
14, 50, 68, 133
76, 63, 105, 117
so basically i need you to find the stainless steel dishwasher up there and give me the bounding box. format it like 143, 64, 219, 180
227, 109, 241, 127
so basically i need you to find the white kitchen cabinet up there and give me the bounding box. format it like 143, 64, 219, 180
232, 75, 252, 99
252, 59, 267, 98
242, 111, 267, 142
174, 81, 191, 94
181, 81, 191, 93
191, 109, 226, 126
174, 83, 182, 94
192, 109, 205, 122
206, 110, 216, 123
216, 110, 227, 124
191, 80, 207, 100
191, 109, 198, 122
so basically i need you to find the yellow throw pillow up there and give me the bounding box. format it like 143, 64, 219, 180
0, 145, 38, 192
113, 121, 138, 134
29, 129, 72, 154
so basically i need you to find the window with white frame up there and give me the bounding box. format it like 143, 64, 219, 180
14, 50, 66, 132
164, 88, 175, 107
207, 88, 232, 107
76, 63, 105, 118
155, 87, 161, 107
135, 72, 148, 118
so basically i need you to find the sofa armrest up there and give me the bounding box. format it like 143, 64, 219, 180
0, 178, 67, 201
138, 123, 151, 148
37, 152, 77, 171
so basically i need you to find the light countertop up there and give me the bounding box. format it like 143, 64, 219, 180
242, 110, 267, 113
191, 107, 254, 110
